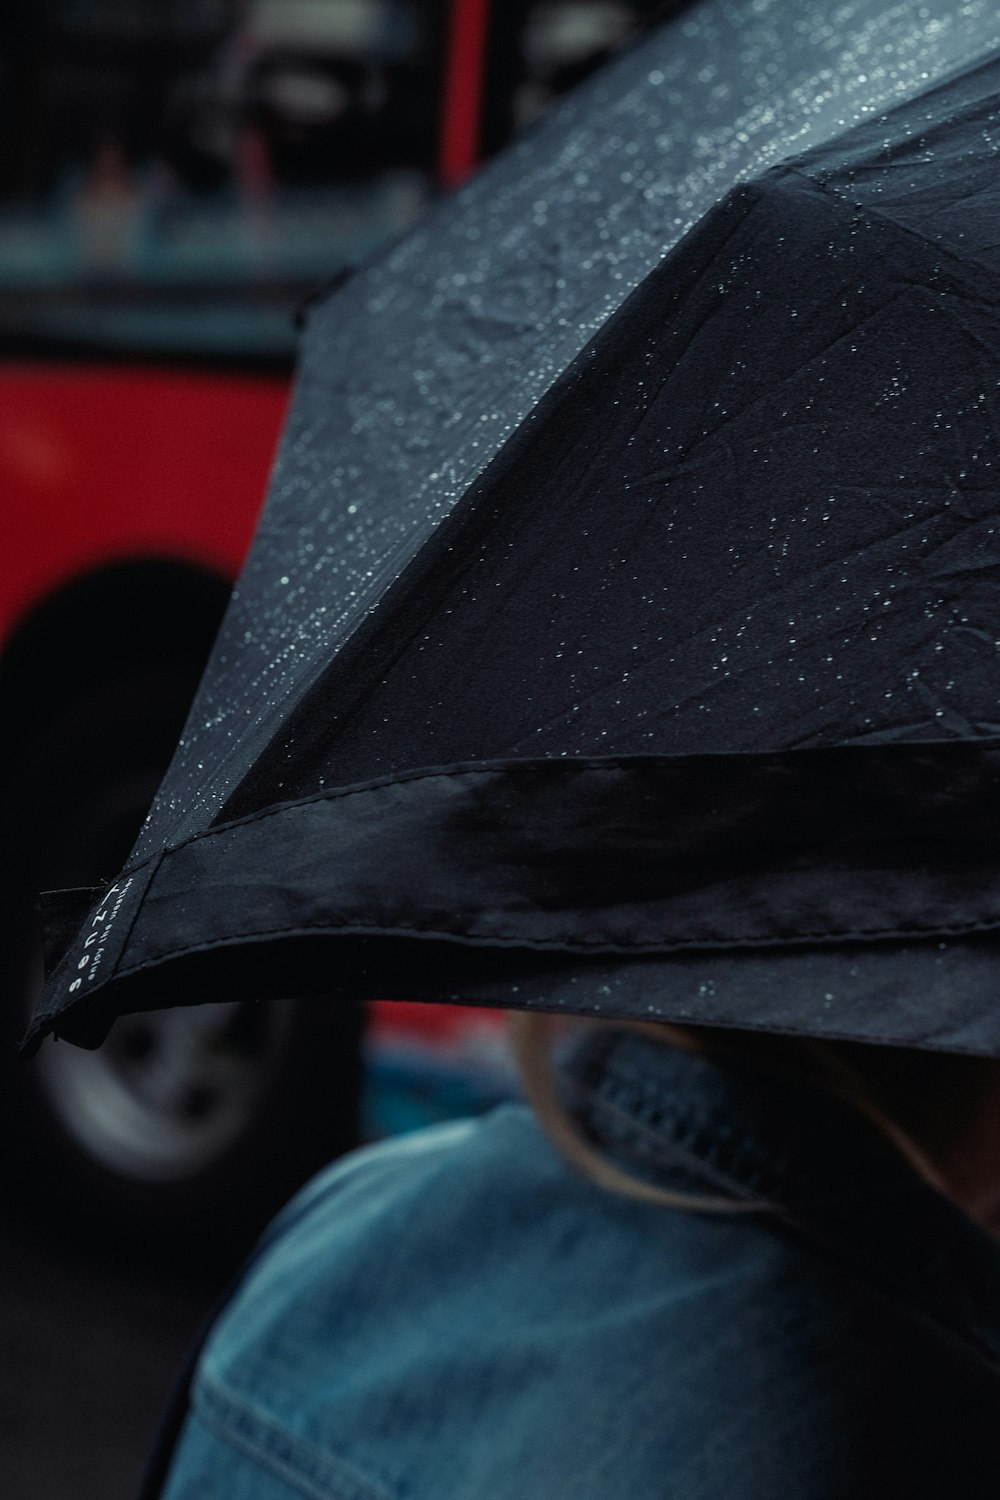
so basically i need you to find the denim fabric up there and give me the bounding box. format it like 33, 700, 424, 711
161, 1032, 1000, 1499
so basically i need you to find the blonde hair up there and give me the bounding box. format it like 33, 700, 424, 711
509, 1012, 952, 1214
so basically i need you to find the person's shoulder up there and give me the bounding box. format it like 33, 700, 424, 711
244, 1099, 753, 1296
253, 1101, 572, 1260
183, 1106, 767, 1498
173, 1101, 1000, 1500
193, 1099, 786, 1425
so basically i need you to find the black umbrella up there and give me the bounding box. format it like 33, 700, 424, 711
28, 0, 1000, 1061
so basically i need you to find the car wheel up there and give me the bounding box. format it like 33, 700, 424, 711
6, 664, 363, 1272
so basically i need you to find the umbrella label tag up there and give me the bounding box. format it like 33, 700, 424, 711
24, 860, 162, 1052
60, 867, 151, 998
67, 877, 134, 992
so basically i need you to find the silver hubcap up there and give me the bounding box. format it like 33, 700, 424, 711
37, 1001, 286, 1182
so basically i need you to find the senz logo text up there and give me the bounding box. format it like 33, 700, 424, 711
67, 877, 134, 994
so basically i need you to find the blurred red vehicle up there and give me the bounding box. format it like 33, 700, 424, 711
0, 0, 659, 1263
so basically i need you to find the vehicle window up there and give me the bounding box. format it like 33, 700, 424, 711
0, 1, 666, 364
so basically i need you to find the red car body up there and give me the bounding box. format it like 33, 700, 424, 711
1, 363, 287, 646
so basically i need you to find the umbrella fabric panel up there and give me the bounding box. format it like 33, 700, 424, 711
222, 62, 1000, 816
130, 0, 1000, 857
804, 45, 1000, 269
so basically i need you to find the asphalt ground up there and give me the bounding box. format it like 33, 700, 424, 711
0, 1200, 218, 1500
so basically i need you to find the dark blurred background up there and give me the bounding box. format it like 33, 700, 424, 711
0, 5, 669, 1496
0, 0, 669, 365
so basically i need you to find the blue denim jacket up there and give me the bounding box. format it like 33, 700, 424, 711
159, 1030, 1000, 1498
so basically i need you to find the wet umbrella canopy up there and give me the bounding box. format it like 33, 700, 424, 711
28, 0, 1000, 1059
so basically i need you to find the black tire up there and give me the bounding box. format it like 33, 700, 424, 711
4, 604, 363, 1273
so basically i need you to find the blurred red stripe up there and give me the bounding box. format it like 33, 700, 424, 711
439, 0, 492, 188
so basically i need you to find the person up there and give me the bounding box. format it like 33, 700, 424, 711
151, 1009, 1000, 1498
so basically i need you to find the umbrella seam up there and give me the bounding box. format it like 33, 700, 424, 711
45, 976, 983, 1060
113, 911, 1000, 976
123, 743, 1000, 860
